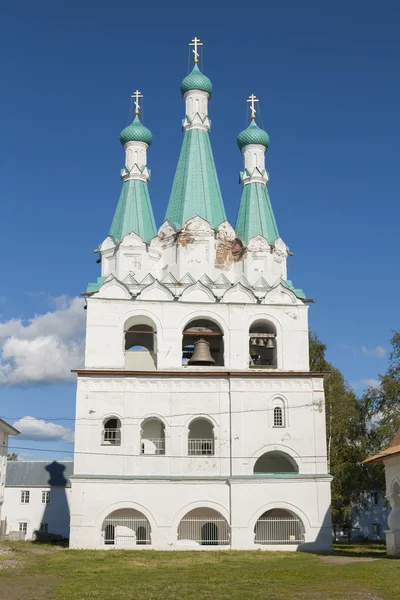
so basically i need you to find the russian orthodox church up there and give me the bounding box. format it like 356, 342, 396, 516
69, 39, 332, 550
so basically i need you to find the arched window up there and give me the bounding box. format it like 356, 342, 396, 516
253, 451, 298, 474
102, 509, 151, 546
182, 319, 224, 366
178, 508, 229, 546
273, 406, 283, 427
254, 509, 305, 545
188, 418, 214, 455
124, 316, 157, 370
102, 417, 121, 446
140, 418, 165, 455
249, 320, 277, 368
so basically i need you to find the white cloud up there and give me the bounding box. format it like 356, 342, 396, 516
361, 345, 386, 358
0, 297, 85, 385
361, 378, 380, 389
13, 416, 74, 444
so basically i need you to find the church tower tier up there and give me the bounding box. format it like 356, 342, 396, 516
164, 40, 226, 229
109, 92, 156, 244
70, 39, 332, 552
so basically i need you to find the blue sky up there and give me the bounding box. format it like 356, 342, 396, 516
1, 0, 399, 459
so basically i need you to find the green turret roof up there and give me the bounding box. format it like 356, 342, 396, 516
237, 120, 270, 150
120, 116, 153, 147
109, 179, 156, 243
181, 65, 213, 97
235, 182, 279, 244
164, 128, 226, 228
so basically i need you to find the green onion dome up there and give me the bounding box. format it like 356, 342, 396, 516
237, 120, 270, 150
181, 65, 213, 97
120, 116, 153, 147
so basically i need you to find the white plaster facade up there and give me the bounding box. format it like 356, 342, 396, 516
70, 212, 332, 550
3, 486, 72, 540
383, 455, 400, 555
0, 419, 19, 532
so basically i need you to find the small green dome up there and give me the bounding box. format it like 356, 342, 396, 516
181, 65, 213, 97
120, 116, 153, 147
237, 120, 270, 151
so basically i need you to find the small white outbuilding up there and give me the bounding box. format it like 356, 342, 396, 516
364, 428, 400, 555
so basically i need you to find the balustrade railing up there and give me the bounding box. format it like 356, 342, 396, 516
178, 517, 229, 545
188, 438, 214, 455
141, 438, 165, 455
101, 428, 121, 445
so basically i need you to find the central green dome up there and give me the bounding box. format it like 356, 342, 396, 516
181, 65, 213, 97
237, 120, 270, 150
120, 116, 153, 147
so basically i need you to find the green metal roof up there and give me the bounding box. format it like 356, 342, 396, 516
235, 182, 279, 244
181, 65, 212, 97
109, 179, 156, 244
237, 120, 270, 150
120, 116, 153, 147
87, 276, 106, 293
165, 127, 226, 228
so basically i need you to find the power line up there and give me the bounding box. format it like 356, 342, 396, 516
0, 401, 324, 424
8, 444, 329, 461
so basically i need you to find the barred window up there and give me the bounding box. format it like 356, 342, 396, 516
42, 491, 50, 504
273, 406, 284, 427
20, 490, 30, 504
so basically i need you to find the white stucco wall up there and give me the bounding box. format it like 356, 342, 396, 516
2, 486, 72, 540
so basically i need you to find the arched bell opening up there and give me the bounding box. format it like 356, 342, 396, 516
254, 509, 305, 545
140, 418, 165, 455
249, 319, 277, 368
188, 418, 214, 455
182, 319, 224, 366
177, 508, 229, 546
102, 509, 151, 546
253, 451, 298, 474
124, 316, 157, 370
102, 417, 121, 446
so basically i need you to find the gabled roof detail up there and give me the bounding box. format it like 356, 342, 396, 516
97, 275, 131, 300
222, 282, 257, 304
179, 273, 196, 285
109, 179, 156, 244
180, 281, 216, 303
164, 128, 227, 229
236, 182, 279, 244
139, 280, 174, 302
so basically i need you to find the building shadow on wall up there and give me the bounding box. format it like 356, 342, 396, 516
33, 461, 71, 545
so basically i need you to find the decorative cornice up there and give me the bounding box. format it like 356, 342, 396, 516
72, 369, 329, 378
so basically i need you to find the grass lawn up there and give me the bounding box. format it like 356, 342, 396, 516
0, 541, 398, 600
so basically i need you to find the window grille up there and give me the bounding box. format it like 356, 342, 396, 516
19, 522, 27, 534
102, 427, 121, 445
188, 439, 214, 455
370, 492, 379, 505
40, 523, 49, 533
42, 490, 50, 504
102, 517, 151, 546
20, 490, 30, 504
254, 517, 305, 544
273, 406, 284, 427
140, 438, 165, 455
178, 517, 230, 545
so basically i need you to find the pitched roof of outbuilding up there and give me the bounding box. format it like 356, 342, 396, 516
363, 428, 400, 464
5, 461, 74, 487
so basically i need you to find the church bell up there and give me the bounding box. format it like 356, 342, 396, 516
266, 337, 276, 349
188, 338, 216, 365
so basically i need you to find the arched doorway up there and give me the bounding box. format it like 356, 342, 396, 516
102, 509, 151, 546
177, 508, 229, 546
254, 509, 305, 545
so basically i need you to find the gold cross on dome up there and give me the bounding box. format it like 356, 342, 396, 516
189, 37, 203, 64
131, 90, 143, 116
247, 94, 259, 120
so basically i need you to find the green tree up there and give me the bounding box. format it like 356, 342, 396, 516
363, 331, 400, 450
7, 453, 18, 461
309, 333, 381, 526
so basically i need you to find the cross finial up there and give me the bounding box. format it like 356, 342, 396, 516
131, 90, 143, 116
189, 37, 203, 65
247, 94, 259, 120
